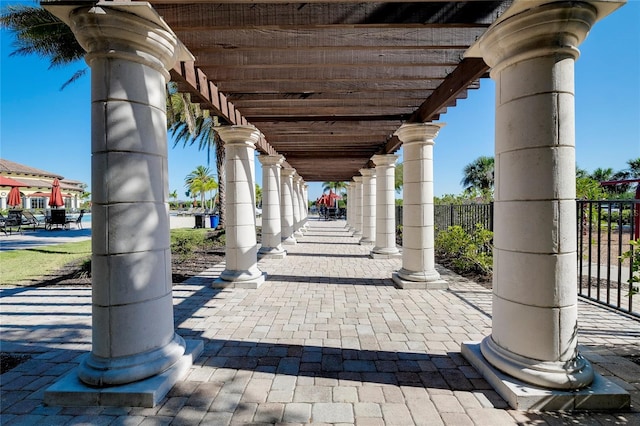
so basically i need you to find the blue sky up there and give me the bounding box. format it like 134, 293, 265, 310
1, 2, 638, 202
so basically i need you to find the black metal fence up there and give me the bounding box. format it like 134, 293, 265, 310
577, 200, 638, 317
395, 200, 639, 317
434, 203, 493, 234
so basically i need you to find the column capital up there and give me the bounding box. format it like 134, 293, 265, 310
45, 2, 185, 80
281, 167, 296, 178
394, 123, 445, 145
353, 176, 363, 183
258, 154, 285, 167
371, 154, 398, 167
476, 1, 598, 73
217, 125, 262, 148
360, 168, 376, 177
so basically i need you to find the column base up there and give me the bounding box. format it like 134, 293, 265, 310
44, 339, 203, 408
392, 271, 448, 290
282, 236, 297, 245
258, 246, 287, 259
213, 272, 266, 289
352, 231, 362, 238
461, 342, 630, 411
359, 237, 375, 245
370, 247, 401, 259
479, 335, 594, 390
293, 230, 304, 238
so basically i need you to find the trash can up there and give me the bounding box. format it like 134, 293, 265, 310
194, 214, 205, 228
210, 215, 219, 229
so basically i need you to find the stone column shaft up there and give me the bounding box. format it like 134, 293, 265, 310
345, 183, 353, 230
281, 168, 297, 244
352, 177, 363, 237
371, 154, 400, 258
469, 1, 603, 391
41, 4, 199, 400
392, 123, 447, 290
359, 168, 376, 245
258, 155, 286, 258
215, 126, 265, 288
292, 175, 303, 237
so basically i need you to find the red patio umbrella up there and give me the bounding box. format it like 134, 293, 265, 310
7, 186, 22, 208
49, 178, 65, 208
326, 190, 342, 208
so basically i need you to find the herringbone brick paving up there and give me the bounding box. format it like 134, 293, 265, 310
1, 218, 639, 425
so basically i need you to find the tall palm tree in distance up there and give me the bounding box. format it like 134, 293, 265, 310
461, 156, 494, 201
185, 166, 217, 210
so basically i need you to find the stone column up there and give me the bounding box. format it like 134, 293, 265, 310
359, 168, 376, 245
43, 3, 201, 406
371, 154, 400, 258
258, 154, 286, 259
293, 174, 304, 238
302, 183, 309, 230
345, 183, 353, 231
352, 176, 363, 238
392, 123, 447, 290
281, 167, 297, 245
215, 125, 266, 289
465, 1, 608, 392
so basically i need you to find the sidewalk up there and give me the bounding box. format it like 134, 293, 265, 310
0, 227, 91, 252
1, 219, 639, 425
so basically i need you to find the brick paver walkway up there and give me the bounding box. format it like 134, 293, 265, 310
1, 218, 639, 425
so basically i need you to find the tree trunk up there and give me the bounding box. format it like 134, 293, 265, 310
215, 135, 226, 228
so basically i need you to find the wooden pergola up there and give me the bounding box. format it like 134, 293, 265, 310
156, 0, 514, 181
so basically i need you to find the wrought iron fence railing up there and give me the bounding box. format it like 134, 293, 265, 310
395, 200, 639, 317
577, 200, 638, 317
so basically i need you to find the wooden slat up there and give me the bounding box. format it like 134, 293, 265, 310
217, 79, 447, 93
152, 3, 505, 27
175, 26, 487, 50
193, 48, 464, 67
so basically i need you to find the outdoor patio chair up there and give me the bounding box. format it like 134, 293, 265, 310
20, 210, 45, 230
0, 212, 22, 235
73, 210, 85, 229
46, 209, 68, 230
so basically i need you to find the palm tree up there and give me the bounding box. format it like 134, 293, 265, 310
3, 5, 229, 224
394, 163, 403, 193
168, 83, 227, 226
461, 156, 494, 200
1, 4, 85, 89
185, 166, 216, 210
255, 184, 262, 208
322, 181, 347, 195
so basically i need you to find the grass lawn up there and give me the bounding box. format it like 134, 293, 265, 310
0, 240, 92, 285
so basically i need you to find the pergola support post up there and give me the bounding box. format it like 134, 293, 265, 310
214, 125, 266, 289
371, 154, 401, 258
258, 155, 286, 259
392, 123, 447, 290
43, 2, 201, 408
461, 0, 629, 410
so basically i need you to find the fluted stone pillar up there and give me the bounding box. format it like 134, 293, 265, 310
392, 123, 447, 290
359, 168, 376, 245
293, 175, 304, 238
461, 1, 629, 410
371, 154, 400, 258
43, 2, 201, 407
258, 155, 286, 259
215, 126, 265, 289
352, 176, 363, 238
281, 167, 297, 245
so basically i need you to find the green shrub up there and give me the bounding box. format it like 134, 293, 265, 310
620, 240, 639, 296
435, 224, 493, 276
